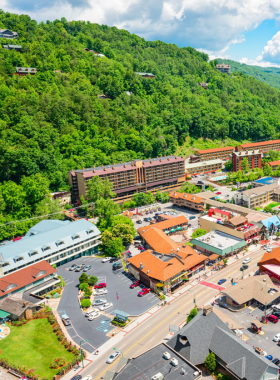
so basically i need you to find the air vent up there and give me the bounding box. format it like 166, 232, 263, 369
170, 358, 178, 366
163, 352, 171, 360
151, 373, 163, 380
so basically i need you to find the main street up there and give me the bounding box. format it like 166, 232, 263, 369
79, 246, 266, 380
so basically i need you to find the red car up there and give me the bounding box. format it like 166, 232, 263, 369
130, 280, 140, 289
138, 288, 151, 297
13, 236, 22, 242
137, 246, 144, 250
215, 192, 221, 195
94, 282, 107, 289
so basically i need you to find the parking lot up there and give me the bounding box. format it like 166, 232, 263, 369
57, 256, 159, 351
214, 303, 280, 362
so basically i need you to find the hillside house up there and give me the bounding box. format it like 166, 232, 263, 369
15, 67, 37, 76
3, 44, 22, 51
135, 72, 156, 79
0, 29, 19, 39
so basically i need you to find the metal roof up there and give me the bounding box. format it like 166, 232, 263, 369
0, 219, 100, 272
185, 159, 223, 169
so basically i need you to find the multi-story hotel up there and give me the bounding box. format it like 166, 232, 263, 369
234, 183, 280, 209
68, 156, 185, 202
267, 160, 280, 171
169, 192, 205, 212
190, 146, 234, 163
236, 140, 280, 153
231, 150, 262, 172
216, 63, 230, 75
185, 159, 223, 176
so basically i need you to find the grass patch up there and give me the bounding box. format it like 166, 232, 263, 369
0, 319, 75, 379
265, 202, 280, 210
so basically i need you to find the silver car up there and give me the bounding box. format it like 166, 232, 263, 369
92, 299, 107, 307
106, 351, 121, 364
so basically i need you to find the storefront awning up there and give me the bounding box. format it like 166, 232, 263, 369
0, 310, 10, 319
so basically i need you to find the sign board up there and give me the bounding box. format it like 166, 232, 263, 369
169, 325, 180, 333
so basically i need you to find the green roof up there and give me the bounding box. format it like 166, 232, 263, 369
0, 310, 10, 318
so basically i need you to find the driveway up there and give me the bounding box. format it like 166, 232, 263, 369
57, 256, 159, 351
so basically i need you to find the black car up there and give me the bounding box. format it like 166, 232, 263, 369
71, 375, 82, 380
240, 265, 249, 271
272, 311, 280, 317
136, 220, 142, 224
110, 257, 119, 263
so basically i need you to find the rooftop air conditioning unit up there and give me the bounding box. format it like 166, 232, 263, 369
163, 352, 171, 360
151, 373, 163, 380
193, 371, 200, 376
171, 358, 179, 366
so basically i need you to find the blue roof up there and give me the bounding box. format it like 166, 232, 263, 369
0, 219, 101, 272
254, 177, 276, 185
262, 215, 280, 229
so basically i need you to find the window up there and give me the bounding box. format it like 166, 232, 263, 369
56, 240, 64, 246
29, 250, 38, 257
72, 234, 80, 240
87, 229, 94, 234
2, 262, 9, 267
14, 256, 24, 263
4, 283, 17, 291
42, 245, 51, 252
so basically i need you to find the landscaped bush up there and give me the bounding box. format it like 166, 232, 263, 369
53, 293, 60, 299
11, 319, 27, 326
79, 282, 89, 291
81, 299, 91, 308
88, 276, 98, 286
111, 317, 126, 327
50, 357, 66, 369
84, 288, 92, 298
45, 295, 51, 299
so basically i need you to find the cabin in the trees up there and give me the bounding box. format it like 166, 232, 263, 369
3, 44, 22, 51
0, 29, 19, 39
198, 83, 208, 90
135, 72, 156, 79
15, 67, 37, 76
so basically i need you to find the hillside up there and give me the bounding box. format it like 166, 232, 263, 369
217, 58, 280, 91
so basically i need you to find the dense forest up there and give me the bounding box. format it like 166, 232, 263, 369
217, 58, 280, 91
1, 10, 280, 238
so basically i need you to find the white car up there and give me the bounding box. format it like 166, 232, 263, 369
106, 351, 121, 364
243, 257, 251, 264
99, 302, 113, 311
85, 309, 99, 317
273, 333, 280, 342
94, 288, 108, 295
88, 312, 101, 320
92, 299, 107, 306
82, 376, 92, 380
273, 305, 280, 311
267, 248, 272, 253
102, 257, 111, 263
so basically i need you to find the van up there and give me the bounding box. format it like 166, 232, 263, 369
268, 315, 279, 323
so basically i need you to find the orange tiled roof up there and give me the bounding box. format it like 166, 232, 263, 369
169, 192, 203, 204
239, 140, 280, 149
128, 250, 207, 281
158, 214, 174, 220
258, 247, 280, 265
137, 215, 188, 235
123, 210, 134, 218
196, 146, 234, 154
268, 160, 280, 167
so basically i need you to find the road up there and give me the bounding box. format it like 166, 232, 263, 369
79, 247, 265, 380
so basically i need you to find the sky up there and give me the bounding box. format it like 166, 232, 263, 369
3, 0, 280, 67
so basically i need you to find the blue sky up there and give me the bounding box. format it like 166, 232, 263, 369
3, 0, 280, 67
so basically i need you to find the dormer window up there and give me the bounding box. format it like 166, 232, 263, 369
14, 256, 24, 263
29, 250, 38, 257
86, 229, 94, 234
42, 245, 51, 252
72, 234, 80, 240
35, 270, 47, 278
5, 283, 17, 291
56, 240, 64, 246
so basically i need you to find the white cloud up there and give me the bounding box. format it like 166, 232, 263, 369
258, 31, 280, 64
2, 0, 280, 56
239, 56, 280, 68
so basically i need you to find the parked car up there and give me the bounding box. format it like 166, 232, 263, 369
88, 312, 101, 320
70, 375, 82, 380
189, 216, 196, 220
113, 262, 122, 271
75, 264, 86, 272
85, 309, 99, 317
92, 299, 107, 306
188, 223, 192, 227
94, 282, 107, 289
138, 288, 151, 297
218, 279, 226, 285
266, 355, 273, 361
272, 358, 280, 365
106, 351, 121, 364
243, 257, 251, 264
215, 192, 222, 195
83, 265, 91, 272
94, 288, 108, 295
273, 334, 280, 342
82, 376, 92, 380
110, 257, 119, 263
69, 264, 77, 271
273, 305, 280, 311
138, 246, 144, 250
99, 302, 113, 311
262, 315, 279, 323
197, 181, 204, 184
102, 257, 111, 263
136, 220, 142, 224
130, 280, 140, 289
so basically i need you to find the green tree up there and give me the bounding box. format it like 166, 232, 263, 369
223, 259, 228, 266
132, 192, 155, 206
111, 224, 136, 244
191, 228, 207, 239
179, 183, 201, 194
95, 198, 121, 230
241, 157, 249, 173
79, 282, 89, 291
79, 273, 89, 284
102, 231, 124, 257
81, 299, 91, 308
87, 176, 116, 202
263, 163, 273, 177
156, 191, 169, 203
88, 276, 98, 286
205, 352, 216, 373
21, 173, 50, 210
276, 231, 280, 240
187, 307, 198, 324
225, 160, 233, 171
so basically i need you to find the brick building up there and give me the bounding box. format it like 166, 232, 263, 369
190, 146, 234, 163
68, 156, 185, 202
185, 159, 223, 176
169, 192, 205, 212
235, 140, 280, 153
267, 160, 280, 171
231, 150, 262, 172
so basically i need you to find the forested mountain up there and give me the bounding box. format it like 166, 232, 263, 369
217, 58, 280, 91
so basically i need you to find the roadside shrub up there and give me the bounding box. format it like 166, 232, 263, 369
81, 299, 91, 308
111, 317, 126, 327
84, 288, 92, 298
88, 276, 98, 286
79, 282, 89, 291
50, 290, 56, 296
58, 275, 65, 287
45, 295, 51, 299
50, 357, 66, 369
12, 319, 27, 326
79, 273, 89, 284
53, 293, 60, 299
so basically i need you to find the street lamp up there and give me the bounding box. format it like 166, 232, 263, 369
188, 289, 196, 307
113, 347, 123, 357
80, 340, 89, 368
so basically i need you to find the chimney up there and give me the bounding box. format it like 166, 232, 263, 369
203, 305, 213, 316
179, 335, 188, 345
23, 301, 29, 307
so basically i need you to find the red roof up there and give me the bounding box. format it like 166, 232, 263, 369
268, 160, 280, 167
239, 140, 280, 149
0, 261, 56, 297
196, 146, 234, 154
212, 208, 231, 216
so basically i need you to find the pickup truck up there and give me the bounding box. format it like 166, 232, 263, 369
255, 347, 267, 356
